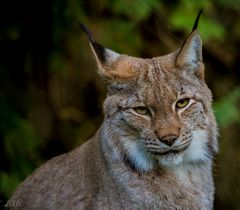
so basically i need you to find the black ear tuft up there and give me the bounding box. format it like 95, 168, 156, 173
78, 23, 95, 43
192, 8, 203, 32
79, 22, 106, 63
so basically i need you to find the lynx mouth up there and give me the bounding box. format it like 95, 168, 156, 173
149, 147, 188, 156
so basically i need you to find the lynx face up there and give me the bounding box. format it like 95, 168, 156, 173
102, 55, 217, 171
80, 24, 218, 172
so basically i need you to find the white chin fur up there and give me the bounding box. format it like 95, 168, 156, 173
183, 129, 209, 163
122, 130, 209, 172
157, 153, 183, 167
122, 139, 155, 172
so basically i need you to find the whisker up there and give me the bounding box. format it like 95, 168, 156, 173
173, 141, 191, 150
147, 148, 168, 153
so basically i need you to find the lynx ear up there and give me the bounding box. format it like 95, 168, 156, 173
176, 9, 204, 77
176, 31, 202, 69
79, 23, 135, 80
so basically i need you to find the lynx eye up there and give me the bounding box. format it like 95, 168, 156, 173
176, 98, 190, 109
133, 106, 150, 116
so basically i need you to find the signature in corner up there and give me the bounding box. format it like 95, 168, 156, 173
3, 199, 21, 208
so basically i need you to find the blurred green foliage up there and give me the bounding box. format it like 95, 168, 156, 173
0, 0, 240, 209
214, 87, 240, 127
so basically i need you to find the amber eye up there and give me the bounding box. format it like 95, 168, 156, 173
176, 98, 190, 109
133, 107, 150, 116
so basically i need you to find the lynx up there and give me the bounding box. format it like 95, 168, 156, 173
8, 10, 218, 210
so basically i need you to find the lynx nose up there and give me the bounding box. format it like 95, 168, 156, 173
160, 135, 178, 146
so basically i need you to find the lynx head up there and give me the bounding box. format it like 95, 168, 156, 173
80, 11, 218, 172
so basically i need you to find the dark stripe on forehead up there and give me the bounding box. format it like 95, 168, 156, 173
152, 59, 166, 81
152, 60, 173, 104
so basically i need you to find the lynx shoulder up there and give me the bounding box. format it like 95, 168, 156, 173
8, 10, 218, 210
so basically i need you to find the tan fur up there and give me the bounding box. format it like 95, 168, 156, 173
7, 29, 218, 210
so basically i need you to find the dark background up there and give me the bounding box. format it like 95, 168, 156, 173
0, 0, 240, 209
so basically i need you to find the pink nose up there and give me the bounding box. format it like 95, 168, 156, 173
159, 135, 178, 146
